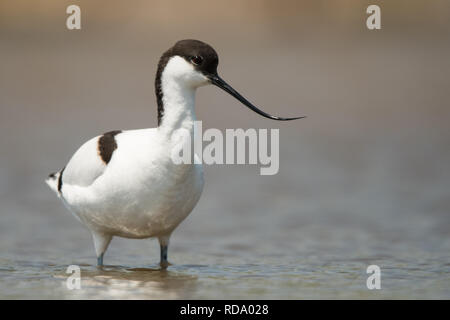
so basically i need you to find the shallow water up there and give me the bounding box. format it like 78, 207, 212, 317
1, 132, 449, 299
1, 235, 449, 299
1, 3, 450, 298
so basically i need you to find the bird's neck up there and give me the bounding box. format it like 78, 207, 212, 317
156, 76, 197, 138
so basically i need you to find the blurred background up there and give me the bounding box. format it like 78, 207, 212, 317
0, 0, 449, 299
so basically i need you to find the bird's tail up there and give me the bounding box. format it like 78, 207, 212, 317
46, 171, 62, 196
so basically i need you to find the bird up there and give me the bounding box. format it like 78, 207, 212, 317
46, 39, 304, 269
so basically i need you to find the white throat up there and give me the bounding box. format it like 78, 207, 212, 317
158, 56, 207, 137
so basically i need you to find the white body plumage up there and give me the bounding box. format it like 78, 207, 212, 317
47, 55, 206, 263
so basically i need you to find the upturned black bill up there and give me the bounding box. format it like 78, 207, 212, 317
209, 75, 305, 121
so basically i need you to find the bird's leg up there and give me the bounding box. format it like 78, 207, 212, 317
158, 235, 171, 269
92, 232, 112, 268
160, 244, 168, 269
97, 253, 104, 267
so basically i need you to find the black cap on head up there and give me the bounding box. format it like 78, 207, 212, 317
170, 39, 219, 76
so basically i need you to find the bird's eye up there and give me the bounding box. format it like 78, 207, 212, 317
190, 56, 203, 65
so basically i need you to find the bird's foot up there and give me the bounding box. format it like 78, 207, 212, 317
159, 260, 172, 270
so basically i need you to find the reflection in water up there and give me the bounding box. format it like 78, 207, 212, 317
53, 265, 198, 299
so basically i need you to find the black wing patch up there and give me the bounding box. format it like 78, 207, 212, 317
98, 130, 122, 164
58, 166, 65, 193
